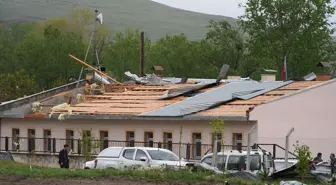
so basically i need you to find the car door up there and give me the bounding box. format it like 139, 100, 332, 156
133, 149, 151, 168
120, 148, 136, 169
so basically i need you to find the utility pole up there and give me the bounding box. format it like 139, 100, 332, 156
93, 9, 98, 68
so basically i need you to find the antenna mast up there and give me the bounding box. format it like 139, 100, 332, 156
93, 9, 98, 67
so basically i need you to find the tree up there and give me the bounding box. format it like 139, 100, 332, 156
16, 25, 85, 89
0, 70, 38, 102
79, 129, 101, 161
239, 0, 335, 78
206, 20, 244, 72
0, 23, 36, 74
293, 141, 312, 181
209, 118, 225, 149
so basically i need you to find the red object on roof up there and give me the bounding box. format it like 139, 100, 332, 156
152, 66, 164, 71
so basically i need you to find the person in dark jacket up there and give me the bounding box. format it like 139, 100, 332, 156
58, 144, 70, 168
313, 152, 323, 164
330, 153, 336, 175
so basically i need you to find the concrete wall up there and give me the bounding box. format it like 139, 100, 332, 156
0, 118, 257, 158
250, 80, 336, 160
9, 152, 86, 169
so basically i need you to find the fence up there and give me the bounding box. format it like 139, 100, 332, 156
0, 137, 295, 160
0, 137, 247, 160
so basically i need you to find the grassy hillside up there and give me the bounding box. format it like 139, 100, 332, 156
0, 0, 236, 40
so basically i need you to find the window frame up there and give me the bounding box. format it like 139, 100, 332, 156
135, 149, 148, 161
122, 149, 136, 160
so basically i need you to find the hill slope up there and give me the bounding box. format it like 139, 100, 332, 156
0, 0, 236, 40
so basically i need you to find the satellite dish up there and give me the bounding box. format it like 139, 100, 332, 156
96, 13, 103, 24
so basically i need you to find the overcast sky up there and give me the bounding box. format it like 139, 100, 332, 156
151, 0, 246, 18
151, 0, 336, 21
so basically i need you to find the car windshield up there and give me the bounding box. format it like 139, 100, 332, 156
146, 149, 179, 161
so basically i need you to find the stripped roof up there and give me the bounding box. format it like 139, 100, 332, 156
25, 80, 326, 120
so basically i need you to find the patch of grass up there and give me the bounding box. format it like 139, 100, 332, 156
0, 0, 237, 40
0, 160, 328, 185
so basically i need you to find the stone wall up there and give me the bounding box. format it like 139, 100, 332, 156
9, 153, 88, 169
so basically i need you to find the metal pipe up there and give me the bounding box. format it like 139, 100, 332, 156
93, 9, 98, 67
211, 134, 218, 167
246, 124, 257, 171
285, 127, 295, 168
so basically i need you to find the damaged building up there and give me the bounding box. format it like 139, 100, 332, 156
0, 68, 335, 160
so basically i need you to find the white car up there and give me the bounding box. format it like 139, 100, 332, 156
83, 147, 194, 170
200, 149, 274, 175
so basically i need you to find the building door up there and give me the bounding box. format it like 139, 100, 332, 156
126, 131, 135, 147
144, 132, 153, 147
65, 130, 74, 150
12, 129, 20, 151
43, 129, 51, 152
28, 129, 35, 152
232, 133, 243, 150
163, 132, 172, 151
100, 131, 109, 151
192, 133, 202, 160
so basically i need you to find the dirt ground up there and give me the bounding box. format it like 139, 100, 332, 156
0, 175, 216, 185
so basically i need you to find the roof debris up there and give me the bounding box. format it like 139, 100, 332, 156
31, 102, 42, 113
124, 71, 170, 85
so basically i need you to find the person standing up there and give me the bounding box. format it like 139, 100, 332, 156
330, 153, 336, 176
58, 144, 70, 169
313, 152, 323, 164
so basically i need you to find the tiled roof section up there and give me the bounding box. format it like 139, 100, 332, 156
194, 81, 323, 117
34, 80, 324, 118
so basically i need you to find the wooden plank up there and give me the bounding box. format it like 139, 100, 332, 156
69, 54, 122, 85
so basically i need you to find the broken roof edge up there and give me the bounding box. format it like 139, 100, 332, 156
0, 80, 86, 112
263, 78, 336, 105
45, 113, 248, 121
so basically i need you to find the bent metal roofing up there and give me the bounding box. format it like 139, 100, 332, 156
25, 80, 324, 120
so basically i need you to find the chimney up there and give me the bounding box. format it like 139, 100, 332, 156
227, 76, 241, 80
261, 74, 276, 81
316, 73, 331, 81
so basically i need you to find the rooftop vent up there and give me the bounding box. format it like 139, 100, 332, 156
261, 74, 276, 81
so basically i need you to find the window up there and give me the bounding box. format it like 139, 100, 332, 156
126, 131, 135, 147
227, 155, 244, 170
232, 133, 243, 150
123, 149, 135, 160
12, 129, 20, 151
98, 148, 122, 158
146, 149, 179, 161
65, 130, 74, 150
226, 155, 261, 171
43, 129, 51, 152
192, 133, 202, 160
201, 156, 212, 165
216, 155, 227, 170
135, 149, 148, 161
201, 155, 227, 170
144, 132, 153, 147
28, 129, 35, 152
100, 131, 108, 151
163, 132, 172, 151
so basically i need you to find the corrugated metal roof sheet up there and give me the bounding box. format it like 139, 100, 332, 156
234, 81, 293, 100
159, 81, 216, 99
140, 81, 293, 117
